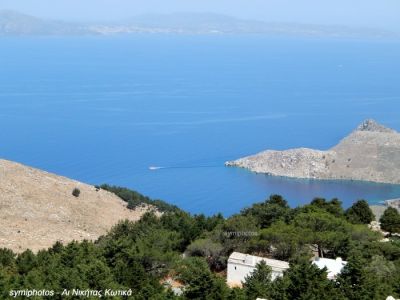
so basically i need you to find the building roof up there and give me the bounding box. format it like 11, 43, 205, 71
228, 252, 289, 271
312, 257, 347, 279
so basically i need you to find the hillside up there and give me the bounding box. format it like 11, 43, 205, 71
0, 10, 88, 36
0, 159, 150, 252
226, 119, 400, 184
0, 10, 398, 39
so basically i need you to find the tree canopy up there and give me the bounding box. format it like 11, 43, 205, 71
1, 188, 400, 300
346, 200, 375, 224
380, 207, 400, 234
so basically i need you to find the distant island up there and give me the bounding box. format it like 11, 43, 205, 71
1, 10, 399, 39
226, 119, 400, 184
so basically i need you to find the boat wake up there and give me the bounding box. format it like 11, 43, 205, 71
149, 166, 164, 170
149, 165, 220, 171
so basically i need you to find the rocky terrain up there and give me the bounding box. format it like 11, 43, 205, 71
0, 159, 150, 253
370, 199, 400, 222
226, 119, 400, 184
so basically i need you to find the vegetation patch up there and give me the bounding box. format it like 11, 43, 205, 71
1, 192, 400, 299
99, 184, 179, 212
72, 188, 80, 197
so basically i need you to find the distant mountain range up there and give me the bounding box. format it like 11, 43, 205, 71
0, 10, 399, 39
0, 10, 89, 35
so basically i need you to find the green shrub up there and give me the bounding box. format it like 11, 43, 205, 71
127, 199, 140, 210
72, 188, 81, 198
346, 200, 374, 224
380, 207, 400, 234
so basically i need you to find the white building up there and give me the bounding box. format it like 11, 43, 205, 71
227, 252, 290, 287
312, 257, 347, 280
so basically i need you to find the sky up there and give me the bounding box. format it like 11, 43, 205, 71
1, 0, 400, 31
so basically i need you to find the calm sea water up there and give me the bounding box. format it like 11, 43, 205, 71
1, 35, 400, 215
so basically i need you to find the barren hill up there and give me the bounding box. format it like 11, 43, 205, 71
226, 119, 400, 184
0, 159, 149, 253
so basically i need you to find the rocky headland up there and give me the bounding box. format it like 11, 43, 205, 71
226, 119, 400, 184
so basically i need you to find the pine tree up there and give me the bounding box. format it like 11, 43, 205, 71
346, 200, 375, 224
282, 261, 345, 300
243, 261, 272, 300
0, 269, 10, 299
380, 207, 400, 234
337, 254, 397, 300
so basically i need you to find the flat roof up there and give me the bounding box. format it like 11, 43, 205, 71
228, 252, 289, 270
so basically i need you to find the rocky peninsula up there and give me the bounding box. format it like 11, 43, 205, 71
226, 119, 400, 184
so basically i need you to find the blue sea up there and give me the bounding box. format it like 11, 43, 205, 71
1, 35, 400, 216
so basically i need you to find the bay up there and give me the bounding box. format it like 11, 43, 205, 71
1, 35, 399, 215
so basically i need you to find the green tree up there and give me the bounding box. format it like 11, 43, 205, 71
227, 287, 246, 300
193, 213, 225, 233
216, 215, 259, 255
293, 210, 351, 258
243, 261, 272, 300
100, 184, 179, 213
0, 269, 10, 299
337, 253, 397, 300
177, 257, 229, 300
310, 198, 344, 217
241, 195, 290, 228
280, 260, 345, 300
346, 200, 375, 224
16, 249, 37, 274
161, 211, 204, 250
380, 207, 400, 234
252, 222, 305, 261
365, 255, 396, 279
0, 248, 16, 269
186, 238, 225, 271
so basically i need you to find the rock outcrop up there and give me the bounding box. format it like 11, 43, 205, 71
226, 119, 400, 184
0, 159, 150, 252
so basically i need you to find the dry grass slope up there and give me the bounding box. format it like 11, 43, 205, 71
0, 159, 149, 253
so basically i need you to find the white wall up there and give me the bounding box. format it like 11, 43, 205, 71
227, 262, 283, 286
227, 262, 255, 286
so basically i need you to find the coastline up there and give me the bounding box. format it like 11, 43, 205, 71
226, 162, 400, 186
226, 120, 400, 185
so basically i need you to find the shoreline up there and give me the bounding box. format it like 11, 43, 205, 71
226, 163, 400, 187
226, 119, 400, 185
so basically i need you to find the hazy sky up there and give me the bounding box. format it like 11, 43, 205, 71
1, 0, 399, 31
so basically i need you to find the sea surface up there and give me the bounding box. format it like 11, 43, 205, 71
1, 35, 400, 216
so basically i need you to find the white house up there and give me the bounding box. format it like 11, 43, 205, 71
227, 252, 290, 287
312, 257, 347, 280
